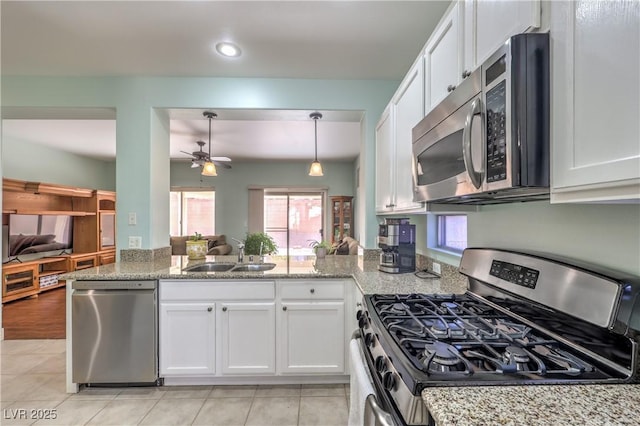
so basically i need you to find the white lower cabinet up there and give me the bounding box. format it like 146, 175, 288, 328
159, 302, 216, 376
159, 278, 351, 381
221, 302, 276, 374
278, 301, 345, 374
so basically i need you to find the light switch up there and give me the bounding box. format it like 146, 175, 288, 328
128, 236, 142, 249
128, 212, 137, 225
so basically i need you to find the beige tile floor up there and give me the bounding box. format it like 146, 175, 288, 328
1, 340, 350, 426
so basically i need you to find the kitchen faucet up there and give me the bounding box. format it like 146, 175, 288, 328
231, 237, 245, 263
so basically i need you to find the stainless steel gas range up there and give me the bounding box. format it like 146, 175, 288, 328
354, 248, 640, 426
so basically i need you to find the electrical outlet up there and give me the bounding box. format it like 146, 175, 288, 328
432, 262, 441, 275
128, 212, 137, 225
128, 236, 142, 249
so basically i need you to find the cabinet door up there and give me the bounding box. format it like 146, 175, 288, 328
424, 2, 462, 112
279, 301, 345, 374
375, 105, 395, 213
220, 302, 276, 375
393, 60, 424, 211
159, 302, 216, 376
551, 0, 640, 202
464, 0, 540, 70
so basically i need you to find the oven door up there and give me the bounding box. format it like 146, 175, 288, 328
349, 334, 395, 426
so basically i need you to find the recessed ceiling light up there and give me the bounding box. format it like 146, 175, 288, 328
215, 42, 241, 58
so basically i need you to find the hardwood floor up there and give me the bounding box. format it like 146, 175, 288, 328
2, 287, 66, 339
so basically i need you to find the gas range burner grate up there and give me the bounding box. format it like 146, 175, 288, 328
368, 294, 627, 382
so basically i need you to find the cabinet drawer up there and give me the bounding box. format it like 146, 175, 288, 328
98, 251, 116, 265
280, 280, 345, 300
161, 280, 275, 301
70, 255, 97, 271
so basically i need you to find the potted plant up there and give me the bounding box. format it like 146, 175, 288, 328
244, 232, 278, 256
186, 232, 207, 260
308, 239, 332, 259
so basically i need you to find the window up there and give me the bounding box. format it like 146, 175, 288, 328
170, 190, 215, 236
436, 214, 467, 253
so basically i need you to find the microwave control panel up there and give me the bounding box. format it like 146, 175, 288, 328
485, 80, 507, 183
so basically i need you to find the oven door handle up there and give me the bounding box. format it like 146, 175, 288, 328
364, 394, 395, 426
462, 97, 483, 189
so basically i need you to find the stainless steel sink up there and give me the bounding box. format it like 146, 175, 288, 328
183, 262, 236, 272
230, 263, 277, 272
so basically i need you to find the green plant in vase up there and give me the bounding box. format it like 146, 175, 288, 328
308, 239, 331, 258
186, 232, 207, 259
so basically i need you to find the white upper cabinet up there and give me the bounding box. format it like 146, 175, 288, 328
393, 61, 425, 211
376, 59, 425, 214
375, 104, 395, 213
424, 2, 463, 112
463, 0, 541, 71
551, 0, 640, 203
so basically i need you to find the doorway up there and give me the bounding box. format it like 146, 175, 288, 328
264, 191, 326, 256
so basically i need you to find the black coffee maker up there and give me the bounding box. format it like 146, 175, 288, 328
377, 218, 416, 274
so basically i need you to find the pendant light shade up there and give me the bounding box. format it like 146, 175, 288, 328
202, 111, 218, 177
309, 112, 323, 177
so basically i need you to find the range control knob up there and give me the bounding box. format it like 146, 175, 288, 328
383, 372, 397, 391
375, 356, 387, 373
356, 310, 363, 321
364, 332, 375, 347
358, 315, 369, 329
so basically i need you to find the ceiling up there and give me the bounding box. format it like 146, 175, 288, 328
1, 1, 451, 162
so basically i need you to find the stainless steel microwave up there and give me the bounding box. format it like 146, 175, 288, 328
412, 33, 550, 204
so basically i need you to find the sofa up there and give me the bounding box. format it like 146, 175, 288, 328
332, 236, 359, 255
170, 235, 233, 256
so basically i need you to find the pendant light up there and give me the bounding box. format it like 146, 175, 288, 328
201, 111, 218, 177
309, 112, 324, 177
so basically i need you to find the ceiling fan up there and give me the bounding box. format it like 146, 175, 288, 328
180, 111, 232, 171
181, 140, 232, 169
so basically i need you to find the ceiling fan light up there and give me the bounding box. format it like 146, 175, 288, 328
201, 161, 218, 176
309, 160, 324, 177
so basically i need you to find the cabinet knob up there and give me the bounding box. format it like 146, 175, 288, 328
282, 306, 287, 311
310, 288, 315, 294
207, 307, 213, 312
447, 84, 456, 92
222, 306, 227, 312
462, 70, 471, 79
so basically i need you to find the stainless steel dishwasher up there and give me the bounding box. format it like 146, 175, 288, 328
72, 280, 159, 385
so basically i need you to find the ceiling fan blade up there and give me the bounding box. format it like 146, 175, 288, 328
180, 150, 195, 157
210, 156, 232, 162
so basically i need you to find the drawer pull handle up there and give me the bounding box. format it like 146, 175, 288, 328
222, 307, 227, 312
310, 288, 315, 294
208, 307, 213, 312
282, 306, 287, 311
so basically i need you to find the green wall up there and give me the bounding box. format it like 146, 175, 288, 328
408, 201, 640, 276
1, 137, 115, 190
2, 76, 398, 251
170, 160, 356, 247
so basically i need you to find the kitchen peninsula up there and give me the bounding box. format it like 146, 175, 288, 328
63, 254, 466, 391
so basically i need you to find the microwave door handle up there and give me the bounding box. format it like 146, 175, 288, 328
462, 97, 483, 189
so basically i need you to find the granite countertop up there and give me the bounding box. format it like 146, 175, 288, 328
60, 254, 468, 295
422, 384, 640, 426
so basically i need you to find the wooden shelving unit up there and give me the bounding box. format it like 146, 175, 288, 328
2, 178, 117, 303
330, 196, 354, 244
